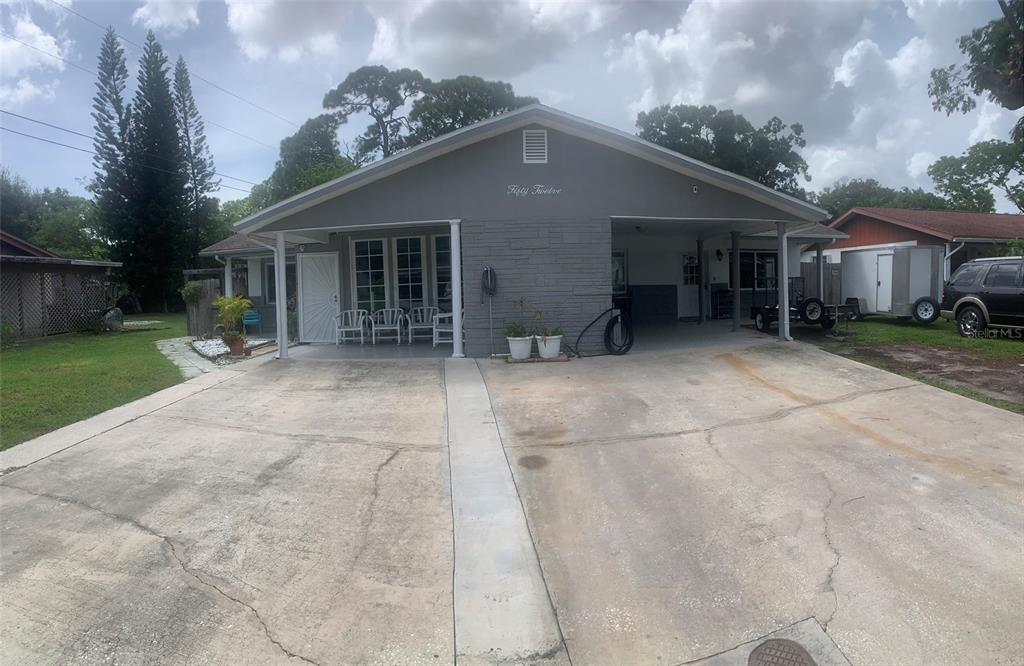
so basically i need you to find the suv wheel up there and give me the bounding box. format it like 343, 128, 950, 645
956, 305, 985, 337
912, 297, 940, 324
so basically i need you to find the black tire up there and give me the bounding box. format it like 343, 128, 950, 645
821, 317, 836, 330
799, 298, 824, 324
754, 309, 770, 332
912, 297, 940, 324
956, 305, 985, 337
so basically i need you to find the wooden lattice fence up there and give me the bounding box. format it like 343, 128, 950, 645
1, 263, 116, 339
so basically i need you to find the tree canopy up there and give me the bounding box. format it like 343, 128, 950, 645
929, 0, 1023, 140
636, 104, 811, 197
404, 75, 537, 147
928, 139, 1021, 212
323, 65, 426, 162
809, 178, 954, 219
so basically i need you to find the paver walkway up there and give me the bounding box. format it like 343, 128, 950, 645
155, 336, 219, 378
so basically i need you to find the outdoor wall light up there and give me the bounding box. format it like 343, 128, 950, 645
692, 185, 699, 195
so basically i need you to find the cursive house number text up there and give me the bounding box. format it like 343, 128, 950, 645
507, 184, 563, 197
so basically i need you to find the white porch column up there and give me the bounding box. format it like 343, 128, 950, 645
777, 221, 791, 341
816, 244, 825, 300
275, 232, 289, 359
450, 219, 464, 358
223, 256, 232, 297
731, 231, 741, 331
696, 238, 704, 324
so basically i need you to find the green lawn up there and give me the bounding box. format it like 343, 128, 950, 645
0, 314, 187, 450
814, 317, 1023, 361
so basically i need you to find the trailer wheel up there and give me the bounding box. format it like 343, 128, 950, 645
821, 317, 836, 330
912, 297, 940, 324
799, 298, 824, 324
754, 309, 770, 332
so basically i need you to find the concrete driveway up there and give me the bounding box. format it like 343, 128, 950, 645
0, 359, 453, 665
479, 337, 1023, 666
1, 334, 1021, 665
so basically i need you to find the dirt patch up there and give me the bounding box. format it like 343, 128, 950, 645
829, 342, 1023, 406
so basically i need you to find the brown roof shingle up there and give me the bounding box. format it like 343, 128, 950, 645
832, 208, 1024, 241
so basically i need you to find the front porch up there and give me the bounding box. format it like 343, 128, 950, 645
289, 340, 454, 361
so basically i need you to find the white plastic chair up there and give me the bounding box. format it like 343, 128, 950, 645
406, 306, 439, 344
336, 309, 368, 345
370, 308, 405, 344
432, 310, 464, 349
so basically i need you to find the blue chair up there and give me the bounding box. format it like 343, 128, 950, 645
242, 308, 261, 334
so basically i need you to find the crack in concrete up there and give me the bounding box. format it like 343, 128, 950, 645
351, 448, 401, 568
1, 484, 320, 665
819, 475, 841, 633
505, 383, 916, 451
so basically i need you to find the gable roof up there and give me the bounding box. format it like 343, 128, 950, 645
0, 230, 59, 257
832, 207, 1024, 241
199, 233, 296, 256
234, 104, 827, 234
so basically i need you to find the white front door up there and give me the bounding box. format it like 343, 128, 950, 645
876, 254, 893, 313
298, 252, 340, 343
679, 254, 700, 318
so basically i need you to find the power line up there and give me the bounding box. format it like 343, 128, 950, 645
44, 0, 299, 128
1, 127, 253, 194
4, 109, 262, 185
0, 32, 274, 153
0, 31, 96, 75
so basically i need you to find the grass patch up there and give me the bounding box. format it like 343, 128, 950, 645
815, 317, 1022, 360
0, 314, 187, 450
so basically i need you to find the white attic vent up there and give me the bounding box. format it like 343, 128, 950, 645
522, 129, 548, 164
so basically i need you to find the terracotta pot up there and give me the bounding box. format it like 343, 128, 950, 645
222, 334, 245, 355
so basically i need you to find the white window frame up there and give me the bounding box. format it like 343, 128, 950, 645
522, 129, 548, 164
349, 238, 390, 312
392, 235, 427, 311
431, 233, 453, 310
263, 258, 296, 305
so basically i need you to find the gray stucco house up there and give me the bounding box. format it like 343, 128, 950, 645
200, 104, 844, 357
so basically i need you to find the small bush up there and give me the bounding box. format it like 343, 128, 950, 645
179, 281, 204, 304
213, 295, 253, 335
505, 321, 529, 337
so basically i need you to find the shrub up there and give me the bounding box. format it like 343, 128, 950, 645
213, 295, 253, 336
179, 281, 204, 304
505, 321, 529, 337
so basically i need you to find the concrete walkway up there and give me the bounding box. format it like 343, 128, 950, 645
155, 336, 219, 378
444, 359, 567, 664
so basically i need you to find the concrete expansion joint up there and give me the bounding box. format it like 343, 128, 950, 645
1, 483, 320, 666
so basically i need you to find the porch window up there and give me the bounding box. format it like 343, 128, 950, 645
682, 255, 699, 286
728, 251, 777, 289
433, 235, 452, 311
352, 239, 388, 311
394, 237, 426, 311
264, 261, 296, 304
612, 251, 628, 294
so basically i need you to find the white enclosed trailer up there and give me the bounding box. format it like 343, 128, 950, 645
840, 245, 944, 323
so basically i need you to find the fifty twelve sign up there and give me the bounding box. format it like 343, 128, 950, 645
507, 184, 563, 197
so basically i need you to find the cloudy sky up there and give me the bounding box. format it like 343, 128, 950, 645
1, 0, 1019, 209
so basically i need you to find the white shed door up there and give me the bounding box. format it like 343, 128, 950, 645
298, 252, 340, 343
876, 254, 893, 313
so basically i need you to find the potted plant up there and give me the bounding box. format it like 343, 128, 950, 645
213, 294, 253, 356
506, 321, 533, 359
536, 326, 563, 359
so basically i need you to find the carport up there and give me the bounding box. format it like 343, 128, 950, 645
611, 217, 847, 340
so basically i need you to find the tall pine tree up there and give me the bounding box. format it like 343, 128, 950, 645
173, 56, 220, 267
90, 28, 132, 294
129, 32, 187, 311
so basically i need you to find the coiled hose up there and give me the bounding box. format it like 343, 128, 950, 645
564, 307, 634, 358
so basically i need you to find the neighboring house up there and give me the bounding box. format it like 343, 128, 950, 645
0, 230, 121, 338
200, 104, 845, 357
820, 208, 1024, 279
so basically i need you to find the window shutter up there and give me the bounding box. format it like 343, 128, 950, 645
522, 129, 548, 164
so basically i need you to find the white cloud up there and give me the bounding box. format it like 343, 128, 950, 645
907, 151, 937, 179
131, 0, 199, 36
367, 0, 620, 77
968, 100, 1005, 144
0, 12, 70, 108
225, 0, 350, 61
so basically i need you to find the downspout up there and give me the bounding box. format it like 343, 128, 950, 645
943, 241, 965, 281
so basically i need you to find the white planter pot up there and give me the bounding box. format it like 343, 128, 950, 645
507, 336, 533, 360
536, 335, 563, 359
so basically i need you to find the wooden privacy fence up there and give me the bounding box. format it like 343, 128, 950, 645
185, 278, 219, 338
800, 260, 841, 304
0, 262, 116, 339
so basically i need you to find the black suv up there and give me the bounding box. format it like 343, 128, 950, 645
941, 256, 1024, 337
